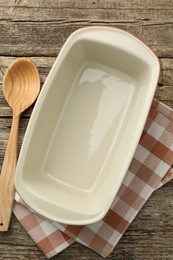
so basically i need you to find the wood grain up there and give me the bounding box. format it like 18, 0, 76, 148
0, 22, 173, 58
0, 0, 173, 258
0, 114, 19, 231
0, 58, 40, 231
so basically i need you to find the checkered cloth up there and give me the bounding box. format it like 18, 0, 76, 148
13, 99, 173, 258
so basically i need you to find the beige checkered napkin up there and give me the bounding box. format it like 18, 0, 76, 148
13, 99, 173, 258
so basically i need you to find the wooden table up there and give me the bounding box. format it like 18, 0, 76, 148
0, 1, 173, 259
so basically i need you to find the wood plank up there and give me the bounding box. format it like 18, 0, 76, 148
0, 6, 173, 23
0, 182, 172, 259
0, 0, 173, 258
0, 118, 28, 171
0, 21, 173, 57
155, 85, 173, 102
0, 0, 173, 9
0, 57, 173, 117
1, 57, 173, 81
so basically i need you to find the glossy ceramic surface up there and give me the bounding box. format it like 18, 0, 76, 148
15, 27, 160, 224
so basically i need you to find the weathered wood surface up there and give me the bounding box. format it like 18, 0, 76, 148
0, 0, 173, 259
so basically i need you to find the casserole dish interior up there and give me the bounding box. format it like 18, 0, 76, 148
15, 27, 160, 224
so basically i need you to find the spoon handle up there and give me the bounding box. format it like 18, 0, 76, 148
0, 113, 20, 231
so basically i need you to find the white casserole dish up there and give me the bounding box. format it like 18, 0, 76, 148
15, 27, 160, 225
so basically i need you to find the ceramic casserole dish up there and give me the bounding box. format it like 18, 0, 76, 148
15, 26, 160, 224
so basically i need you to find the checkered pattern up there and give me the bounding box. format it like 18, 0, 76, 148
13, 99, 173, 258
13, 198, 74, 258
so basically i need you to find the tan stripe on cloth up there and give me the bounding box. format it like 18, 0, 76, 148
13, 99, 173, 258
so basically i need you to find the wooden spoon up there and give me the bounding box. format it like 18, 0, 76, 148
0, 58, 40, 231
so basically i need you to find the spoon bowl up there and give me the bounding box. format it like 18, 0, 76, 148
3, 58, 40, 115
0, 58, 40, 231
